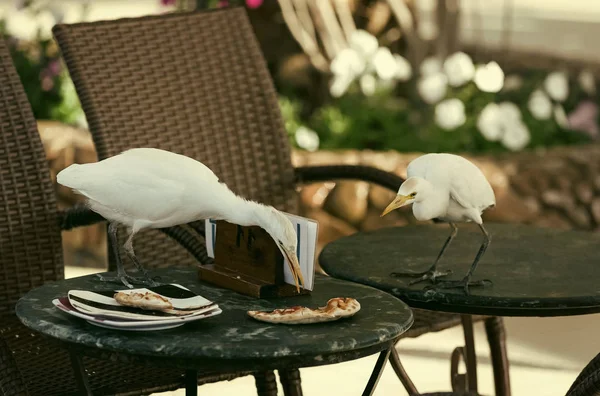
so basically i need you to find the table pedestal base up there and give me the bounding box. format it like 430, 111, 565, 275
389, 316, 511, 396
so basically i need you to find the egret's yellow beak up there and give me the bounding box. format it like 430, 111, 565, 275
281, 246, 305, 293
381, 195, 410, 217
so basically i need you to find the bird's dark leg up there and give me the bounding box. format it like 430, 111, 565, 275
428, 223, 493, 295
95, 222, 133, 288
390, 222, 456, 284
123, 230, 159, 287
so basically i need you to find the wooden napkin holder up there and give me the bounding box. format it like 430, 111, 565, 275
197, 220, 309, 298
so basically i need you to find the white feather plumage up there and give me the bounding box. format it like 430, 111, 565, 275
58, 148, 304, 290
381, 153, 495, 294
405, 153, 495, 223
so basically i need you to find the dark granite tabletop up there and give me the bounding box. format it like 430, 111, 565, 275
16, 268, 412, 372
320, 223, 600, 317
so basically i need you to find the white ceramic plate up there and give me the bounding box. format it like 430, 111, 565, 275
87, 321, 184, 331
53, 298, 222, 331
67, 284, 216, 321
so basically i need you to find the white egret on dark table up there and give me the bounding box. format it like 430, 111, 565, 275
380, 153, 496, 294
57, 148, 305, 291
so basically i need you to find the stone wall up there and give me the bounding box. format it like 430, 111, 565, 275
39, 121, 600, 270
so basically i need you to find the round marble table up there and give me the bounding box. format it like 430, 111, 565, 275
320, 223, 600, 396
16, 268, 413, 396
320, 223, 600, 317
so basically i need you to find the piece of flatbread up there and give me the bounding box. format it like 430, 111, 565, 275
247, 297, 360, 324
114, 291, 173, 311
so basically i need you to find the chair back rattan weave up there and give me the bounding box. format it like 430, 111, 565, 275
53, 8, 299, 270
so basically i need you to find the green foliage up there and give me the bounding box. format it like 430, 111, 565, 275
1, 20, 84, 125
281, 68, 596, 154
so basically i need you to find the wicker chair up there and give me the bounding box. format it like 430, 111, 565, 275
0, 37, 254, 395
52, 7, 508, 396
566, 353, 600, 396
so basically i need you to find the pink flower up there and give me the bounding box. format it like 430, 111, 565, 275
160, 0, 176, 6
47, 60, 61, 77
246, 0, 263, 8
567, 100, 599, 139
41, 76, 54, 92
217, 0, 229, 7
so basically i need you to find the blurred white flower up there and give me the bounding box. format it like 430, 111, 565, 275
329, 30, 412, 97
435, 98, 466, 130
330, 48, 366, 77
477, 103, 503, 141
4, 2, 65, 41
501, 121, 530, 151
32, 10, 57, 40
4, 8, 38, 41
360, 74, 377, 96
329, 73, 355, 98
372, 47, 398, 80
554, 104, 569, 128
417, 73, 447, 104
349, 30, 379, 59
498, 102, 522, 122
443, 52, 475, 87
503, 75, 523, 91
394, 54, 412, 81
527, 90, 552, 120
474, 62, 504, 93
477, 101, 530, 151
544, 71, 569, 102
578, 69, 596, 96
295, 126, 320, 152
420, 57, 442, 76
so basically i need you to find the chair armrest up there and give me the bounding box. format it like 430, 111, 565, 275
58, 204, 105, 230
294, 165, 404, 193
58, 205, 212, 264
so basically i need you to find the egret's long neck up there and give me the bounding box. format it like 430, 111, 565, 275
220, 195, 266, 227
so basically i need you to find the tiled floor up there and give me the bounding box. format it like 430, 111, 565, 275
65, 266, 599, 395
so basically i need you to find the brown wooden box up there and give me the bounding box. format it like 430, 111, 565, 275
198, 220, 309, 298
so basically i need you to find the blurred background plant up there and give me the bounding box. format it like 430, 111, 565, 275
272, 0, 599, 154
2, 0, 599, 155
0, 0, 89, 125
0, 0, 264, 127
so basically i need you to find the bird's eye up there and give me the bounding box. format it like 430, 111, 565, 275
411, 192, 417, 197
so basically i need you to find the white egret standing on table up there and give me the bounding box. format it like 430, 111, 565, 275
380, 153, 495, 294
57, 148, 305, 291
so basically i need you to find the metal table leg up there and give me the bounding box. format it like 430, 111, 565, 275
69, 350, 93, 396
389, 346, 419, 395
450, 315, 478, 394
185, 370, 198, 396
485, 317, 511, 396
362, 347, 392, 396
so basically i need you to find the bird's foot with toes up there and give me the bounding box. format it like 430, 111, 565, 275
424, 277, 492, 295
95, 273, 161, 289
390, 269, 453, 285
